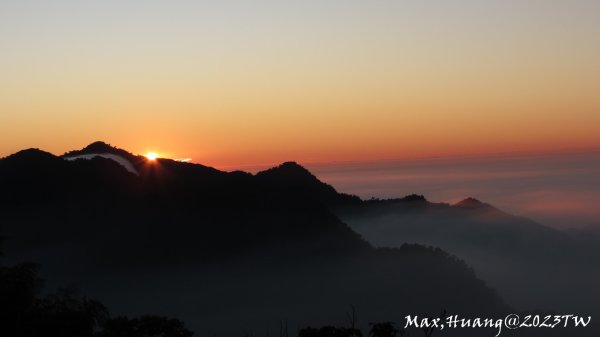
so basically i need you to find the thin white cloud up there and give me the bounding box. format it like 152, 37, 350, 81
64, 153, 139, 175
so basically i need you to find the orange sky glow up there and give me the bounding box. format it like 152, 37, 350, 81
1, 1, 599, 168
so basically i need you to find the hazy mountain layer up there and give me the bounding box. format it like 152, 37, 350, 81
335, 196, 600, 320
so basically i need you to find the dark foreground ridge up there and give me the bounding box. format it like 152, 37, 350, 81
1, 142, 597, 337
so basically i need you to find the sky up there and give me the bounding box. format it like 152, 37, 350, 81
1, 0, 599, 167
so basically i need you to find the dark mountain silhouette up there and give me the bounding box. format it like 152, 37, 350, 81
0, 142, 598, 335
2, 142, 595, 336
255, 161, 361, 206
64, 141, 138, 159
453, 197, 494, 210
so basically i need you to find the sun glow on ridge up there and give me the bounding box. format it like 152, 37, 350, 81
146, 152, 158, 160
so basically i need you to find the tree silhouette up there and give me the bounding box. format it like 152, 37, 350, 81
97, 315, 194, 337
369, 322, 399, 337
0, 257, 41, 337
299, 326, 362, 337
1, 237, 193, 337
345, 305, 359, 334
27, 293, 107, 337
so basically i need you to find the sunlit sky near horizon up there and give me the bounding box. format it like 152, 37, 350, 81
308, 151, 600, 229
1, 0, 599, 167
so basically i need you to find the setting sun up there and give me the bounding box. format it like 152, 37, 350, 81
146, 152, 158, 160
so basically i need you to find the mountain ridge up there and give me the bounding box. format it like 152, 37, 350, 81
0, 142, 512, 336
63, 141, 138, 159
3, 142, 598, 335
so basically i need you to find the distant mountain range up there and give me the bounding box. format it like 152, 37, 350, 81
1, 142, 597, 336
